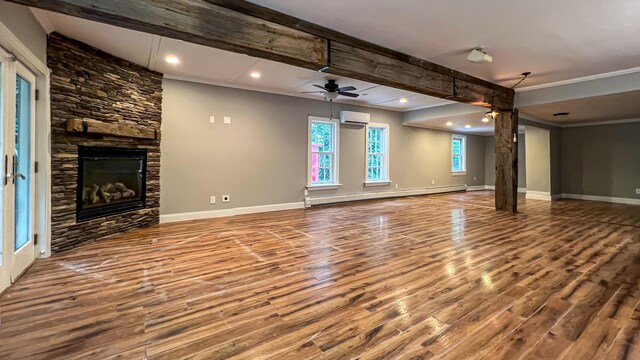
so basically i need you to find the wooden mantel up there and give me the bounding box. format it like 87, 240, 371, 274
12, 0, 518, 211
66, 118, 159, 140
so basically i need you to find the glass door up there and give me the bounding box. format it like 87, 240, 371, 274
0, 56, 37, 289
10, 62, 36, 280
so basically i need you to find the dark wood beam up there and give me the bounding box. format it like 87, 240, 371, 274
14, 0, 328, 70
494, 109, 519, 213
9, 0, 514, 109
205, 0, 514, 108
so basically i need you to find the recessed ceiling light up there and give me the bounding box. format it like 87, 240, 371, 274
250, 72, 261, 79
446, 121, 453, 126
399, 98, 408, 103
465, 124, 471, 129
164, 55, 180, 65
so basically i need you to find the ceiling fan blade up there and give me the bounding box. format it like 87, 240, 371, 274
338, 91, 360, 98
337, 86, 356, 92
301, 91, 325, 94
313, 84, 327, 90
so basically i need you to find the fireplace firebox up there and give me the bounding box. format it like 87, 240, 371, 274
77, 147, 147, 221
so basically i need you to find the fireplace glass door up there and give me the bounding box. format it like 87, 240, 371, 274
77, 147, 147, 221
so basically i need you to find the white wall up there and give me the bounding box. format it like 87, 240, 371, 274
0, 2, 47, 63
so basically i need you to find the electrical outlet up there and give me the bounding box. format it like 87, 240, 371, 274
209, 116, 215, 124
395, 184, 399, 189
222, 195, 230, 203
224, 116, 232, 125
432, 180, 435, 185
636, 189, 640, 195
210, 196, 216, 204
474, 176, 477, 181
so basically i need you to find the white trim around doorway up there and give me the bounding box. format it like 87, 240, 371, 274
0, 20, 52, 259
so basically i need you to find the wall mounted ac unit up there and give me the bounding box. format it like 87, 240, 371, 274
340, 111, 370, 125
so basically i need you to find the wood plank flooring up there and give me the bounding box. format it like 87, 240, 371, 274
1, 191, 639, 359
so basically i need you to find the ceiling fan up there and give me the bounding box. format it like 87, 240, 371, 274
302, 79, 360, 101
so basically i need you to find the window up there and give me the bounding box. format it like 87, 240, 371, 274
308, 117, 339, 187
452, 134, 466, 174
366, 123, 389, 184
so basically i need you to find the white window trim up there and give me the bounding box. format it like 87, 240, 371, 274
365, 122, 390, 185
307, 116, 340, 189
451, 134, 467, 175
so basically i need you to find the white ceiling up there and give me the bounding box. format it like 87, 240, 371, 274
520, 90, 640, 125
248, 0, 640, 88
31, 1, 640, 135
33, 10, 454, 112
405, 111, 496, 135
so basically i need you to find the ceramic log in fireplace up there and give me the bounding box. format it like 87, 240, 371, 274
77, 147, 147, 221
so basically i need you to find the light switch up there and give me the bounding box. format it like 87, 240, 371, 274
224, 116, 232, 124
209, 116, 215, 124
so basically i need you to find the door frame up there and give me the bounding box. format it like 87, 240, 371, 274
0, 21, 51, 272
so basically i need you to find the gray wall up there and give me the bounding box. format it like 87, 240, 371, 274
561, 122, 640, 199
525, 126, 551, 193
520, 118, 562, 195
0, 1, 47, 63
484, 134, 526, 189
161, 79, 485, 215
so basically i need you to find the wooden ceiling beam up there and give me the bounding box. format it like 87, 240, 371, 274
13, 0, 329, 70
205, 0, 515, 109
9, 0, 514, 109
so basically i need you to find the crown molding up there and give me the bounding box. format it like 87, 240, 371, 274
560, 118, 640, 128
516, 67, 640, 93
520, 115, 640, 129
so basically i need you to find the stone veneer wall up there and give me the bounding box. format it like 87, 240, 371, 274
49, 33, 163, 253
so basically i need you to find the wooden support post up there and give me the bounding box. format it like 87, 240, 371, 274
494, 109, 519, 212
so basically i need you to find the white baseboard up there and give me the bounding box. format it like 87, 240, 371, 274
306, 185, 467, 207
526, 191, 552, 201
466, 185, 487, 191
160, 202, 305, 224
473, 185, 527, 194
561, 193, 640, 205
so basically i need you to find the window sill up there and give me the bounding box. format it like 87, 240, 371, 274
452, 171, 467, 176
364, 181, 391, 187
307, 184, 342, 191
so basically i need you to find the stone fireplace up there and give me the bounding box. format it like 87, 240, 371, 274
49, 33, 162, 253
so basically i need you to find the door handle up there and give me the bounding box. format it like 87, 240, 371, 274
3, 155, 7, 185
4, 154, 26, 184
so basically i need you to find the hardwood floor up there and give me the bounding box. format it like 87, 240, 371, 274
1, 191, 639, 359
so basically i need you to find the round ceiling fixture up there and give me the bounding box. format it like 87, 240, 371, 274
164, 55, 180, 65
